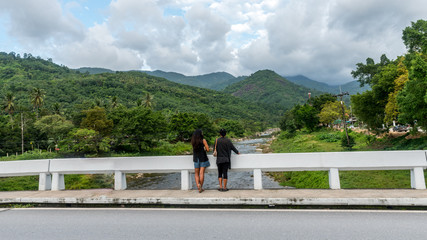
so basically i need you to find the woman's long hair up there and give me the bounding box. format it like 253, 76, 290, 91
191, 129, 204, 149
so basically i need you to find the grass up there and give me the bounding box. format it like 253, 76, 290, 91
271, 170, 412, 189
270, 128, 426, 189
0, 142, 191, 191
270, 128, 369, 153
0, 150, 61, 162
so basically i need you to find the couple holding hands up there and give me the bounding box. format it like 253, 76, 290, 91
191, 128, 240, 193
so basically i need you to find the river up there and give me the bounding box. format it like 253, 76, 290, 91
126, 136, 285, 190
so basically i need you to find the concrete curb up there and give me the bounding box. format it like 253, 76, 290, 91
2, 189, 427, 207
2, 197, 427, 206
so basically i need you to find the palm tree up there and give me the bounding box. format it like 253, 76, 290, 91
143, 93, 153, 109
111, 96, 118, 109
30, 88, 45, 119
136, 99, 142, 107
94, 98, 103, 107
53, 102, 62, 115
3, 92, 15, 126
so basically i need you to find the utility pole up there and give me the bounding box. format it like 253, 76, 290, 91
21, 112, 24, 154
333, 91, 350, 146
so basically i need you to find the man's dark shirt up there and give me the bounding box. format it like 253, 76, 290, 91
216, 137, 239, 164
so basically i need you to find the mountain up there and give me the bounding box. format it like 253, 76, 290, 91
75, 68, 244, 90
223, 70, 324, 111
285, 75, 370, 95
76, 67, 114, 74
142, 70, 240, 90
0, 52, 278, 124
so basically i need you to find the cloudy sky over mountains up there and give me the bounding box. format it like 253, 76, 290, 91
0, 0, 426, 84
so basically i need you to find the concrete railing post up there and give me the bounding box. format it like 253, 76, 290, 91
254, 169, 263, 190
51, 173, 65, 191
410, 167, 426, 189
114, 171, 127, 190
181, 170, 191, 190
329, 168, 341, 189
38, 173, 51, 191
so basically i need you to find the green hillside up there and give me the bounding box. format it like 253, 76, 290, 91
286, 75, 370, 95
0, 52, 277, 124
223, 70, 324, 111
142, 70, 240, 90
76, 67, 114, 74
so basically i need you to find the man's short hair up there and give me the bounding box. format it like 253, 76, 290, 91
219, 128, 227, 136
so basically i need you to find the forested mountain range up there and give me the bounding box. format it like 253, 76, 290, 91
141, 70, 244, 90
77, 67, 114, 74
285, 75, 370, 95
222, 70, 324, 112
0, 52, 277, 124
77, 67, 368, 96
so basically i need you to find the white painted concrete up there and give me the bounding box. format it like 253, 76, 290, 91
1, 150, 426, 191
0, 160, 50, 176
253, 169, 263, 190
328, 168, 340, 190
38, 173, 51, 191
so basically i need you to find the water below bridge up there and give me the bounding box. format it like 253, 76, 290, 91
126, 137, 285, 190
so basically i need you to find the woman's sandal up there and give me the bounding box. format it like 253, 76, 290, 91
197, 184, 202, 193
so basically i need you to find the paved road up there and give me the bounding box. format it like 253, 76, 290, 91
1, 208, 427, 239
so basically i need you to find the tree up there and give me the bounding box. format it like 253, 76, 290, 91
52, 102, 62, 115
351, 91, 384, 131
65, 128, 111, 154
351, 54, 390, 87
293, 104, 319, 132
3, 92, 15, 123
402, 19, 427, 54
218, 119, 245, 138
309, 93, 336, 113
115, 107, 167, 151
279, 110, 297, 133
143, 92, 154, 109
397, 54, 427, 130
111, 96, 118, 109
384, 60, 409, 123
169, 112, 196, 141
80, 107, 114, 137
318, 101, 342, 126
34, 114, 74, 145
30, 87, 45, 119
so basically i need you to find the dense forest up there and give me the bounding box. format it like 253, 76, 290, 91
278, 19, 427, 151
350, 19, 427, 132
0, 54, 281, 156
223, 70, 324, 112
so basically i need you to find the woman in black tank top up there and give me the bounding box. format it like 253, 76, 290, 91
191, 129, 210, 193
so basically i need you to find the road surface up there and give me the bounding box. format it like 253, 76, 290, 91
1, 208, 427, 239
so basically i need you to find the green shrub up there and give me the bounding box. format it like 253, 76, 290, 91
315, 132, 341, 142
341, 133, 356, 150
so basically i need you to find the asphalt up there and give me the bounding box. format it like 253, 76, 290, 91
2, 189, 427, 207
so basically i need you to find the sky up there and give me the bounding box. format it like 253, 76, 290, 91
0, 0, 426, 85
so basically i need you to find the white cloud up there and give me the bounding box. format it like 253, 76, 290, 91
53, 23, 143, 70
0, 0, 85, 47
1, 0, 427, 84
238, 0, 427, 84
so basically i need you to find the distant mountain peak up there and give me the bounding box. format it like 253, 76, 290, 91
223, 69, 323, 111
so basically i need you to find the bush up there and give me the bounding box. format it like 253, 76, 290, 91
341, 133, 356, 150
315, 132, 341, 142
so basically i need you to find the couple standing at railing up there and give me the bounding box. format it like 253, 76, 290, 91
191, 128, 240, 193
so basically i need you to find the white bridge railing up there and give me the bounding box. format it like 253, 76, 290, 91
1, 151, 426, 191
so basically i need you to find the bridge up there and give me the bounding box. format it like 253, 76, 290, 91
1, 150, 426, 207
